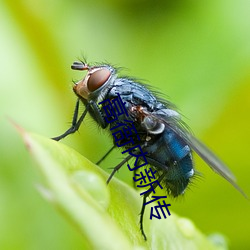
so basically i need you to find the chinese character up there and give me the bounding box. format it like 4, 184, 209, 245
149, 199, 171, 220
144, 195, 167, 205
98, 93, 128, 123
137, 179, 163, 196
110, 119, 141, 147
122, 145, 148, 171
133, 168, 157, 184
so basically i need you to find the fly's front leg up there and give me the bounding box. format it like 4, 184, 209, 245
88, 100, 107, 129
52, 99, 89, 141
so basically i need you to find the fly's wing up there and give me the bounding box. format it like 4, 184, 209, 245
151, 109, 248, 198
180, 130, 248, 198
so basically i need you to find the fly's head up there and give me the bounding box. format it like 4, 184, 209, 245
72, 61, 116, 102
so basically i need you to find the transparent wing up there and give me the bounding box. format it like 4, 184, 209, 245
148, 109, 247, 198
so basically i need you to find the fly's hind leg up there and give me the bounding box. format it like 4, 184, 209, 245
139, 173, 166, 241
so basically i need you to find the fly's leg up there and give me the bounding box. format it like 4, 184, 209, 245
140, 195, 148, 240
89, 100, 113, 164
133, 169, 141, 188
52, 99, 108, 141
96, 146, 116, 165
139, 173, 165, 240
52, 99, 89, 141
107, 155, 133, 184
89, 100, 107, 129
97, 118, 143, 165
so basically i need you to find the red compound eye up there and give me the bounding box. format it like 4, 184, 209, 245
87, 68, 111, 92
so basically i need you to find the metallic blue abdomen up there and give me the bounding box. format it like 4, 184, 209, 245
144, 128, 193, 196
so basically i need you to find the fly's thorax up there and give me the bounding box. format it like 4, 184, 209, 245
73, 64, 117, 102
131, 107, 180, 135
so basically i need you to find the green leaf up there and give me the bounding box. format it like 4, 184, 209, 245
19, 128, 226, 250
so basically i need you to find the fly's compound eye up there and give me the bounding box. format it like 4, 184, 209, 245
87, 68, 111, 92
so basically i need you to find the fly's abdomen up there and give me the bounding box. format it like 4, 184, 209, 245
164, 129, 194, 196
145, 128, 194, 197
166, 130, 193, 175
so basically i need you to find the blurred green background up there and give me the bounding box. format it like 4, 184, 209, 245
1, 0, 250, 249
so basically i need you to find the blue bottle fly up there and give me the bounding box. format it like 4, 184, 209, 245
52, 60, 246, 240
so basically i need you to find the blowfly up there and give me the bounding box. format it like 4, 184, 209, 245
52, 60, 246, 240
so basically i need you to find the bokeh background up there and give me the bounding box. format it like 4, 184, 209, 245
1, 0, 250, 249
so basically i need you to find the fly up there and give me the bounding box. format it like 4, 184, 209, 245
52, 60, 247, 240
